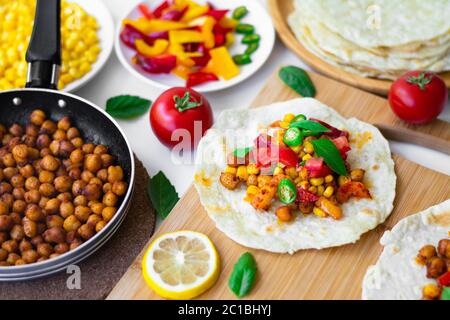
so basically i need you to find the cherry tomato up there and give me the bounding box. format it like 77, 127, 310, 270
389, 71, 448, 124
150, 87, 213, 149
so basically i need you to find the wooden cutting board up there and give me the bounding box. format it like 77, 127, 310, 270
108, 71, 450, 300
268, 0, 450, 96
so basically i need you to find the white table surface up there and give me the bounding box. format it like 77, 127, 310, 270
77, 0, 450, 207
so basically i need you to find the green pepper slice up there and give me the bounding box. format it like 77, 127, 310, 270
236, 24, 255, 35
232, 6, 248, 20
278, 179, 297, 205
283, 127, 303, 147
292, 114, 307, 122
245, 42, 259, 55
242, 34, 260, 44
233, 54, 252, 65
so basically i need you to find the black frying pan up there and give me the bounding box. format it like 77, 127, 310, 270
0, 0, 135, 281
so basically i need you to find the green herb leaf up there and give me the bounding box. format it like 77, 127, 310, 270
233, 147, 252, 158
289, 120, 331, 133
106, 95, 151, 119
173, 92, 202, 112
406, 71, 433, 91
279, 66, 316, 97
147, 171, 179, 219
311, 138, 348, 176
229, 252, 257, 298
442, 287, 450, 300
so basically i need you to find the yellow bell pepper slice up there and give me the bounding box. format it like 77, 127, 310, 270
220, 17, 238, 29
135, 39, 169, 57
225, 32, 235, 47
203, 46, 239, 80
202, 16, 215, 49
123, 18, 188, 34
169, 30, 204, 44
181, 1, 209, 22
172, 65, 192, 80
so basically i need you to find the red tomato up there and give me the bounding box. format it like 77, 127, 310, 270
389, 71, 448, 124
150, 87, 213, 149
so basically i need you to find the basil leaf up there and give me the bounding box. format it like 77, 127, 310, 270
147, 171, 179, 219
311, 138, 348, 176
229, 252, 257, 298
233, 147, 252, 158
442, 287, 450, 300
279, 66, 316, 97
289, 120, 331, 133
106, 95, 152, 119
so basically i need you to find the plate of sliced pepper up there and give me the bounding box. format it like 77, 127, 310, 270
115, 0, 275, 92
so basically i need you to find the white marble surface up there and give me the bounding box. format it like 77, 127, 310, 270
75, 0, 450, 203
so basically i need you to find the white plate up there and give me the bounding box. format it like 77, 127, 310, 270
63, 0, 114, 92
115, 0, 275, 92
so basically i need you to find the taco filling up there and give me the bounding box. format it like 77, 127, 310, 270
219, 113, 371, 222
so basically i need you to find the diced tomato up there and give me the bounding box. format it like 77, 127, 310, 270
332, 136, 351, 160
153, 1, 170, 18
254, 147, 272, 167
205, 9, 229, 21
134, 54, 177, 74
277, 146, 298, 167
438, 271, 450, 287
186, 72, 219, 87
297, 188, 320, 203
310, 118, 349, 139
254, 134, 272, 148
304, 158, 332, 178
138, 3, 154, 19
336, 182, 371, 203
253, 134, 298, 167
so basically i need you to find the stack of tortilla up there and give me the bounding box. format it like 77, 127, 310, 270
288, 0, 450, 80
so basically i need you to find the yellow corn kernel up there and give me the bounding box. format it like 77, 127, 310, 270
280, 121, 290, 129
298, 181, 310, 190
236, 166, 248, 181
299, 168, 309, 181
325, 175, 334, 183
304, 141, 314, 154
338, 176, 351, 186
423, 284, 441, 299
323, 186, 334, 198
273, 167, 284, 176
310, 177, 324, 186
285, 167, 298, 179
294, 177, 301, 184
298, 151, 306, 159
313, 207, 327, 218
247, 164, 260, 175
283, 114, 296, 123
257, 175, 271, 188
246, 186, 260, 196
290, 145, 302, 154
317, 185, 325, 196
225, 166, 237, 175
302, 154, 312, 162
308, 186, 317, 194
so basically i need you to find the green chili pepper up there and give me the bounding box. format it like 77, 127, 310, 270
236, 23, 255, 35
233, 54, 252, 65
292, 114, 307, 122
232, 6, 248, 20
242, 34, 260, 44
245, 42, 259, 55
283, 127, 303, 147
278, 179, 297, 205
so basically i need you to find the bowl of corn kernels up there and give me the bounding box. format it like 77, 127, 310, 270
0, 0, 114, 92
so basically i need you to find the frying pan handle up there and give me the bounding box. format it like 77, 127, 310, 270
25, 0, 61, 89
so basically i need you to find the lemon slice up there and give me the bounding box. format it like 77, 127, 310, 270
142, 231, 220, 300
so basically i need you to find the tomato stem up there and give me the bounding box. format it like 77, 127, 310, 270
407, 71, 433, 91
173, 92, 203, 112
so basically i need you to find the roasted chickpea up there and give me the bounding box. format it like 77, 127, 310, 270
9, 212, 21, 225
12, 144, 28, 161
39, 183, 55, 197
57, 117, 71, 131
107, 166, 124, 183
40, 155, 59, 171
60, 201, 74, 219
54, 175, 73, 193
74, 195, 88, 207
84, 154, 102, 173
112, 182, 127, 197
43, 227, 66, 244
101, 207, 117, 222
103, 182, 112, 193
71, 137, 84, 148
6, 253, 20, 265
54, 243, 69, 254
59, 140, 75, 157
68, 167, 82, 180
74, 205, 91, 222
89, 177, 102, 186
37, 243, 54, 257
23, 218, 37, 238
2, 134, 12, 146
63, 215, 81, 233
30, 110, 46, 126
53, 129, 66, 141
82, 143, 95, 154
49, 253, 61, 259
25, 123, 39, 137
0, 215, 13, 232
36, 134, 51, 149
0, 248, 8, 261
72, 180, 86, 196
70, 149, 84, 163
81, 170, 95, 182
22, 134, 36, 147
69, 239, 82, 251
57, 192, 72, 203
9, 225, 25, 241
66, 127, 80, 140
27, 147, 39, 159
93, 145, 108, 155
103, 191, 118, 207
0, 201, 9, 215
38, 196, 49, 209
40, 148, 51, 157
40, 120, 57, 135
44, 198, 61, 215
12, 187, 25, 200
10, 174, 25, 188
438, 239, 450, 258
25, 176, 40, 190
22, 249, 39, 264
12, 200, 26, 213
24, 189, 41, 204
276, 206, 293, 222
19, 164, 35, 178
3, 167, 18, 180
65, 231, 79, 244
418, 245, 437, 261
1, 193, 13, 208
25, 204, 45, 222
2, 153, 15, 167
39, 170, 55, 184
97, 169, 108, 182
86, 214, 102, 228
95, 220, 107, 233
78, 224, 94, 240
0, 232, 8, 245
19, 239, 33, 253
83, 183, 101, 201
2, 239, 18, 253
90, 202, 104, 215
426, 256, 447, 279
9, 123, 23, 137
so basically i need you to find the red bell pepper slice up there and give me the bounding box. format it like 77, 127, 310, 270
213, 23, 233, 35
191, 54, 211, 67
186, 72, 219, 87
205, 9, 229, 21
134, 54, 177, 74
138, 3, 154, 19
305, 158, 332, 178
332, 136, 351, 160
183, 43, 200, 52
310, 118, 349, 139
120, 24, 151, 49
438, 271, 450, 287
277, 147, 299, 167
296, 188, 320, 203
214, 33, 226, 47
153, 1, 170, 18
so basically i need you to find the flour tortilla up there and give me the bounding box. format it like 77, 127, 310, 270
362, 200, 450, 300
194, 98, 396, 253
